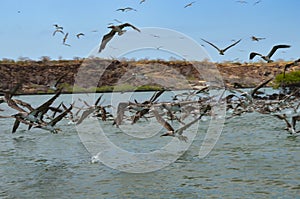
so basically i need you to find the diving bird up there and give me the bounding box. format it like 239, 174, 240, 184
151, 105, 210, 142
184, 1, 196, 8
98, 23, 141, 52
201, 38, 242, 55
251, 36, 265, 41
249, 44, 291, 63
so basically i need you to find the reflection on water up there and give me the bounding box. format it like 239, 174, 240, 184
0, 93, 299, 198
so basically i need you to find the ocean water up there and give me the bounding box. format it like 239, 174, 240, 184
0, 92, 299, 198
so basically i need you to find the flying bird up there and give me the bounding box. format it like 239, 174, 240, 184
249, 44, 291, 63
140, 0, 146, 4
98, 23, 141, 53
116, 7, 137, 12
62, 32, 71, 46
253, 0, 262, 5
76, 33, 85, 39
184, 1, 196, 8
52, 29, 64, 36
201, 38, 242, 55
53, 24, 63, 30
251, 36, 265, 41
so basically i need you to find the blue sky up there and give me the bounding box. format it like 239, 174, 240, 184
0, 0, 299, 62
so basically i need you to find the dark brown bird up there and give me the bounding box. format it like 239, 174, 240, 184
251, 36, 265, 41
249, 44, 290, 63
201, 39, 241, 55
98, 23, 141, 52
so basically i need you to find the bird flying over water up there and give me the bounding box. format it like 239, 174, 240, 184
201, 38, 242, 55
249, 44, 290, 63
98, 23, 141, 53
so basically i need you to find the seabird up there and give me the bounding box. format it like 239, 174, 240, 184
53, 24, 63, 30
251, 36, 265, 41
253, 0, 262, 5
249, 44, 291, 63
201, 38, 242, 55
184, 1, 196, 8
76, 33, 85, 39
273, 114, 299, 135
98, 23, 141, 52
53, 29, 64, 36
62, 32, 71, 46
116, 7, 137, 12
152, 106, 209, 142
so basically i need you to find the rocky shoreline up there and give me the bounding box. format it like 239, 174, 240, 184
0, 59, 297, 95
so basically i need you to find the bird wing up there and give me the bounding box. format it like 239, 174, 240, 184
249, 52, 262, 60
251, 77, 273, 97
119, 23, 141, 32
49, 105, 72, 126
149, 90, 164, 103
76, 107, 95, 125
99, 29, 116, 52
223, 39, 241, 52
63, 33, 69, 43
113, 102, 129, 126
267, 44, 290, 58
201, 39, 221, 52
12, 119, 20, 133
94, 94, 104, 106
175, 106, 210, 135
34, 89, 62, 115
151, 108, 175, 132
54, 72, 68, 87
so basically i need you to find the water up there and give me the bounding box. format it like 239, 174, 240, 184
0, 92, 300, 198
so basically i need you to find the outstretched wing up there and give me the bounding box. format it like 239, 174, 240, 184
267, 44, 290, 58
99, 30, 116, 52
251, 77, 273, 98
249, 52, 262, 60
119, 23, 141, 32
152, 108, 175, 132
223, 39, 241, 52
201, 39, 221, 52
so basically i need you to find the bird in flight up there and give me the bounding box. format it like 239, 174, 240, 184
98, 23, 141, 53
253, 0, 262, 5
116, 7, 137, 12
201, 38, 242, 55
184, 1, 196, 8
53, 24, 63, 30
76, 33, 85, 39
251, 36, 265, 42
62, 32, 71, 46
140, 0, 146, 4
249, 44, 290, 63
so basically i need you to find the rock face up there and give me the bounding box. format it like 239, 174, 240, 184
0, 59, 298, 94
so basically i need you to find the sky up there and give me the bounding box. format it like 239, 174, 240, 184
0, 0, 299, 62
